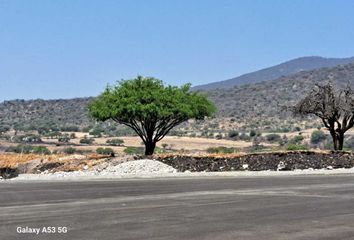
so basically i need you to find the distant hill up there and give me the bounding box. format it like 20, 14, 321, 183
193, 56, 354, 90
1, 61, 354, 131
208, 62, 354, 119
0, 98, 93, 130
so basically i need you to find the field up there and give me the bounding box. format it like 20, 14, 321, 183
0, 133, 269, 154
2, 127, 354, 155
1, 126, 354, 174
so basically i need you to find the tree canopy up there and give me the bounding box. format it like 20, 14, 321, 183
89, 76, 216, 155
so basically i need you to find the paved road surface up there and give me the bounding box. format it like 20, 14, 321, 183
2, 175, 354, 240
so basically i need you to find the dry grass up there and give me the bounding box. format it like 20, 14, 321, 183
0, 153, 108, 169
41, 135, 259, 154
118, 136, 255, 150
0, 153, 65, 168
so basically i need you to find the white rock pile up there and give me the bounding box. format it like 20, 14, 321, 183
102, 159, 178, 175
11, 159, 178, 180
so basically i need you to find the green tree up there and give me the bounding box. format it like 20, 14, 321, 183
89, 76, 216, 155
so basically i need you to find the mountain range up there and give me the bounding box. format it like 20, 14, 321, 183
193, 56, 354, 90
207, 62, 354, 119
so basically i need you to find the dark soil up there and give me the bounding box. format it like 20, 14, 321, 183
0, 167, 19, 179
157, 151, 354, 172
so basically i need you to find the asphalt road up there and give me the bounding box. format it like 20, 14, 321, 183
2, 175, 354, 240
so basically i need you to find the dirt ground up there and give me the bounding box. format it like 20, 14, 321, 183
4, 127, 351, 155
26, 135, 261, 154
0, 135, 260, 155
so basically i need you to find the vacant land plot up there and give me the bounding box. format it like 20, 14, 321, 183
2, 136, 263, 154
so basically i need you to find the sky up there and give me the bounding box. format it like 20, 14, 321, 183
1, 0, 354, 101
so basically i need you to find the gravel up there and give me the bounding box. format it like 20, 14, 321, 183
10, 159, 178, 181
102, 159, 178, 174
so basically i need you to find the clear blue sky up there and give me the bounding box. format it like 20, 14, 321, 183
1, 0, 354, 101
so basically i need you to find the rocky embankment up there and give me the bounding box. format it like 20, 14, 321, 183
2, 151, 354, 180
157, 151, 354, 172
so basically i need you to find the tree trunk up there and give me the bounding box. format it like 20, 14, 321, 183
330, 130, 338, 151
338, 132, 344, 151
144, 141, 156, 155
330, 131, 344, 151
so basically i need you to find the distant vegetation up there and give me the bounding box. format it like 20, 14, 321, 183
106, 138, 124, 146
62, 147, 84, 155
206, 147, 239, 154
79, 136, 95, 145
286, 144, 308, 151
310, 130, 327, 144
6, 144, 51, 155
123, 146, 144, 155
96, 147, 114, 156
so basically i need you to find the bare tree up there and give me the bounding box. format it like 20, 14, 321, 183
292, 83, 354, 150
